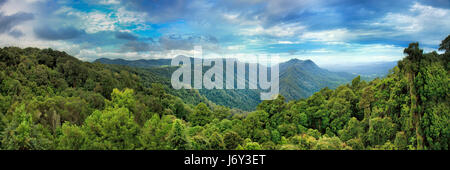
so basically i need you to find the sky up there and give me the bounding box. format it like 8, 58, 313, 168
0, 0, 449, 66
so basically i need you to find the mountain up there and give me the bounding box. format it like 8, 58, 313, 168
279, 59, 354, 100
96, 58, 355, 108
322, 61, 398, 78
0, 38, 448, 150
95, 58, 171, 68
144, 65, 262, 111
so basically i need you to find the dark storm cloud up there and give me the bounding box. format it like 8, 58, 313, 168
0, 12, 34, 34
34, 26, 86, 40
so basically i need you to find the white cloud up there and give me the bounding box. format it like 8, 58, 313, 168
85, 12, 117, 33
299, 28, 356, 43
116, 7, 150, 31
374, 2, 450, 45
227, 45, 245, 50
57, 8, 117, 33
0, 0, 42, 15
98, 0, 120, 5
277, 41, 296, 44
240, 22, 306, 37
310, 48, 331, 53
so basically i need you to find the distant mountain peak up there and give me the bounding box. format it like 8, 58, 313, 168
283, 58, 318, 68
303, 59, 314, 63
286, 58, 302, 63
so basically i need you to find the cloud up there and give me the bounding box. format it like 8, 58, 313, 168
0, 0, 7, 7
8, 29, 24, 38
158, 34, 219, 51
0, 12, 34, 34
98, 0, 120, 5
240, 23, 306, 37
298, 43, 405, 66
159, 35, 194, 50
121, 40, 153, 52
1, 0, 448, 64
34, 26, 85, 40
372, 2, 450, 45
115, 31, 137, 40
123, 0, 191, 23
299, 28, 356, 43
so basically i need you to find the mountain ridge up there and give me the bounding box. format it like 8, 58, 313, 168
96, 57, 355, 104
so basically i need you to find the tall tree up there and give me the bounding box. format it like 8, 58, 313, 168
168, 119, 189, 150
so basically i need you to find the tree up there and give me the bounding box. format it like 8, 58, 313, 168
338, 117, 364, 142
313, 136, 346, 150
57, 123, 86, 150
83, 107, 140, 150
190, 103, 212, 126
400, 42, 426, 149
438, 35, 450, 53
212, 105, 231, 120
358, 86, 375, 121
243, 139, 262, 150
190, 135, 210, 150
107, 88, 136, 110
1, 104, 54, 150
367, 117, 396, 146
394, 131, 408, 150
257, 95, 285, 117
223, 131, 243, 150
168, 119, 189, 150
139, 114, 161, 150
172, 98, 188, 120
243, 110, 269, 139
209, 132, 225, 150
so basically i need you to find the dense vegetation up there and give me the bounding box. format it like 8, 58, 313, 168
0, 36, 448, 150
279, 59, 354, 100
96, 56, 356, 110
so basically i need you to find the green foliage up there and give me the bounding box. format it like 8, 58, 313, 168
190, 103, 212, 126
168, 119, 189, 150
223, 131, 243, 150
1, 104, 53, 150
394, 131, 408, 150
367, 117, 397, 146
243, 139, 262, 150
209, 132, 225, 150
0, 38, 448, 151
438, 35, 449, 53
57, 122, 86, 150
338, 117, 364, 142
83, 107, 140, 150
190, 135, 209, 150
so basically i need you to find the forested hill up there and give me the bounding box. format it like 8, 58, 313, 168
0, 36, 448, 150
279, 59, 354, 100
96, 57, 355, 103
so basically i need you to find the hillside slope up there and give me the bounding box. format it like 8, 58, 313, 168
279, 59, 354, 100
0, 37, 448, 150
96, 58, 354, 107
